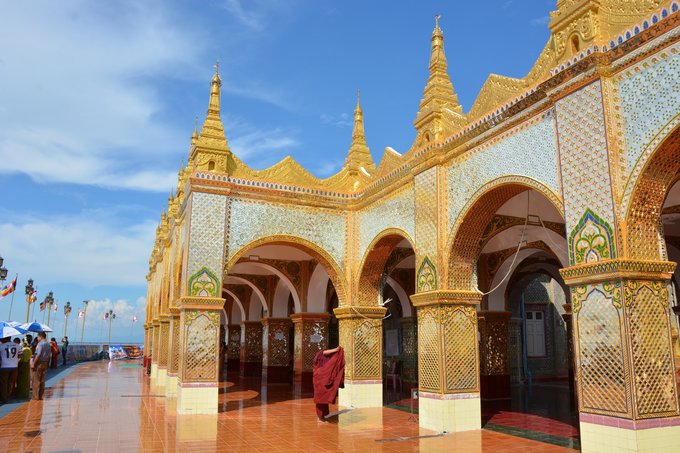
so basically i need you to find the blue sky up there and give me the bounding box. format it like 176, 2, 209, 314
0, 0, 554, 342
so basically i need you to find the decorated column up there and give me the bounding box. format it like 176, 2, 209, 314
290, 313, 331, 393
226, 324, 241, 372
560, 261, 680, 451
240, 321, 263, 377
478, 310, 511, 400
561, 303, 576, 403
150, 319, 161, 382
176, 190, 228, 414
262, 317, 293, 384
143, 323, 151, 373
165, 307, 180, 397
410, 290, 482, 433
333, 307, 385, 407
400, 317, 418, 391
156, 315, 170, 390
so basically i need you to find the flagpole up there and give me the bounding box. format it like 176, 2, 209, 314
8, 273, 17, 320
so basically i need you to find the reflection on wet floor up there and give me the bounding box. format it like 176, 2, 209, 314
0, 361, 575, 452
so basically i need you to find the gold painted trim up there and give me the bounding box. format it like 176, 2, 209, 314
560, 259, 676, 285
410, 290, 482, 307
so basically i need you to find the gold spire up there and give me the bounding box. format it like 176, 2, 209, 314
191, 116, 198, 145
413, 15, 467, 144
197, 61, 229, 149
344, 90, 375, 173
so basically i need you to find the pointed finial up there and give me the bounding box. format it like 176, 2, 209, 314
435, 14, 440, 29
355, 89, 361, 109
214, 59, 220, 75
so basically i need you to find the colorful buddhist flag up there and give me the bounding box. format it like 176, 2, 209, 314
0, 277, 17, 299
40, 298, 46, 311
78, 310, 84, 318
30, 290, 37, 303
53, 302, 58, 312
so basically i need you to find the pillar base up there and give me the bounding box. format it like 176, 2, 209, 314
150, 363, 159, 381
580, 414, 680, 453
240, 361, 262, 378
262, 366, 290, 385
418, 392, 481, 433
226, 358, 240, 372
165, 374, 178, 397
155, 368, 167, 390
338, 379, 382, 408
480, 374, 510, 400
176, 383, 218, 415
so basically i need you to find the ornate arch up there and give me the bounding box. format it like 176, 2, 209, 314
225, 234, 348, 308
445, 176, 564, 290
356, 228, 416, 307
623, 121, 680, 260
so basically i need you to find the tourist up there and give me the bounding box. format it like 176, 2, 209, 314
61, 336, 69, 366
312, 346, 344, 421
50, 338, 58, 369
9, 338, 21, 396
0, 337, 20, 403
16, 339, 32, 399
32, 332, 51, 400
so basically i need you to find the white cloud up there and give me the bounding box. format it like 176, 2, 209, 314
224, 115, 299, 166
0, 1, 200, 192
222, 0, 265, 31
0, 211, 155, 288
531, 15, 550, 27
320, 113, 352, 128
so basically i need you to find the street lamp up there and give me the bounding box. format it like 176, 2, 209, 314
25, 279, 34, 323
105, 309, 116, 348
44, 291, 54, 324
63, 301, 72, 337
0, 256, 8, 285
81, 300, 89, 343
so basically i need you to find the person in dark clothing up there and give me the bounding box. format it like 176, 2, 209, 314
312, 346, 344, 421
61, 337, 69, 365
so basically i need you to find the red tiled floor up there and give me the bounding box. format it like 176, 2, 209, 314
0, 361, 576, 452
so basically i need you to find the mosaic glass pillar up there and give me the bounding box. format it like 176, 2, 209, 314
240, 321, 263, 378
262, 317, 293, 385
226, 324, 241, 373
560, 261, 680, 451
478, 310, 511, 400
400, 317, 418, 391
150, 320, 161, 382
143, 323, 151, 373
410, 290, 482, 433
561, 303, 577, 405
176, 297, 223, 414
334, 307, 385, 408
156, 315, 170, 390
291, 313, 330, 394
165, 308, 180, 397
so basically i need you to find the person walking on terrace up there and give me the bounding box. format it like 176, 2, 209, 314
32, 332, 51, 400
16, 339, 32, 399
0, 337, 20, 403
312, 346, 344, 421
61, 336, 69, 366
50, 338, 58, 369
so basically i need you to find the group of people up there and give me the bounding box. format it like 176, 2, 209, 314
0, 333, 70, 403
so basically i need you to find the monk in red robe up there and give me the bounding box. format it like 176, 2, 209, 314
312, 346, 344, 421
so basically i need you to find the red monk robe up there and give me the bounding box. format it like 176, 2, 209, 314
312, 346, 345, 420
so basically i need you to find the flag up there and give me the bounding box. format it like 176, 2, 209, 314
53, 302, 58, 312
30, 290, 37, 303
132, 315, 138, 323
40, 298, 46, 311
78, 310, 84, 318
0, 277, 17, 299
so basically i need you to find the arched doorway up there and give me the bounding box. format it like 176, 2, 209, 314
355, 230, 417, 409
218, 238, 347, 410
447, 183, 578, 447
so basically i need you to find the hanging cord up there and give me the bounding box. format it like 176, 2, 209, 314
475, 191, 530, 296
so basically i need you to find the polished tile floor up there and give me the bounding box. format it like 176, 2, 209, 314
0, 361, 576, 452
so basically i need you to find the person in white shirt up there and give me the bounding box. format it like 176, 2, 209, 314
0, 336, 20, 403
31, 332, 51, 400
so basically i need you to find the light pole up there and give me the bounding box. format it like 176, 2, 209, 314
0, 256, 7, 286
24, 279, 34, 323
81, 300, 89, 343
105, 309, 116, 347
63, 301, 71, 337
44, 291, 54, 325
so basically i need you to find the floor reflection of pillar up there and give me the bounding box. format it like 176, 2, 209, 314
290, 313, 330, 394
262, 317, 293, 385
176, 415, 218, 446
478, 310, 511, 400
240, 321, 263, 378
